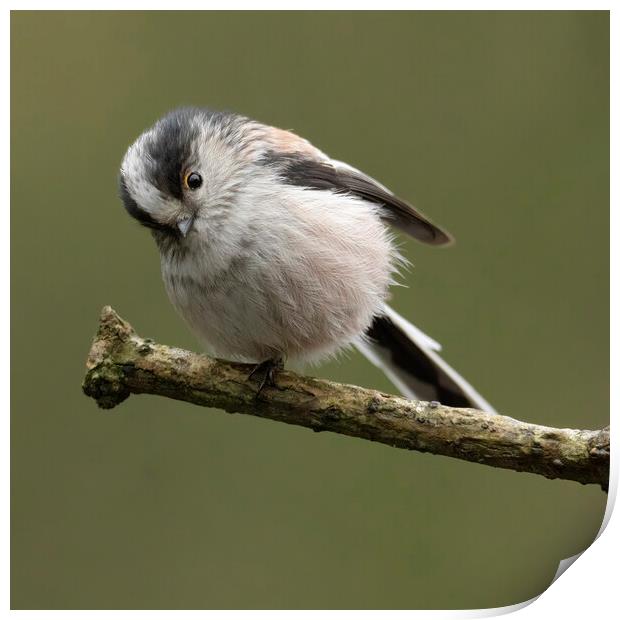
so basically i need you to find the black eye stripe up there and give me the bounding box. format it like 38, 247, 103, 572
146, 110, 199, 200
186, 172, 203, 190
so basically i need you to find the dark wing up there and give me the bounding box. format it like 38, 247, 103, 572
260, 144, 453, 246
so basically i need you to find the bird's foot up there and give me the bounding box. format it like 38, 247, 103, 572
248, 357, 284, 395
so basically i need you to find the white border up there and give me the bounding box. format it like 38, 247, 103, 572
3, 3, 614, 616
0, 2, 616, 8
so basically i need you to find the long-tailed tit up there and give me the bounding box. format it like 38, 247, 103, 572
119, 107, 494, 411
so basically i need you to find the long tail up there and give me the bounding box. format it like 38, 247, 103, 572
355, 305, 496, 413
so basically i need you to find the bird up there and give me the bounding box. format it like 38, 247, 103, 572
119, 107, 494, 412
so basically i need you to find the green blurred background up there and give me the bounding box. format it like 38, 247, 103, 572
11, 11, 609, 610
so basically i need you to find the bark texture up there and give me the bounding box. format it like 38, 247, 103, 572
82, 306, 609, 490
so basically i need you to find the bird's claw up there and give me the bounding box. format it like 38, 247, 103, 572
248, 358, 284, 395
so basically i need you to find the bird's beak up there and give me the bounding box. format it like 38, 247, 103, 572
176, 214, 195, 238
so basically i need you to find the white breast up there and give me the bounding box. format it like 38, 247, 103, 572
160, 180, 400, 365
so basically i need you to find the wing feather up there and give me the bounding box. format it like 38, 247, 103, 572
260, 128, 453, 246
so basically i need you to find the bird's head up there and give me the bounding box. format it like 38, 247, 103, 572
119, 107, 257, 240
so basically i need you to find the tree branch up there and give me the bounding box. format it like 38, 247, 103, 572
82, 306, 609, 491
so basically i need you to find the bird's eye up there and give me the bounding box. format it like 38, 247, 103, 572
184, 172, 203, 190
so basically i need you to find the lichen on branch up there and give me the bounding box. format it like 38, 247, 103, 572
82, 306, 609, 491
